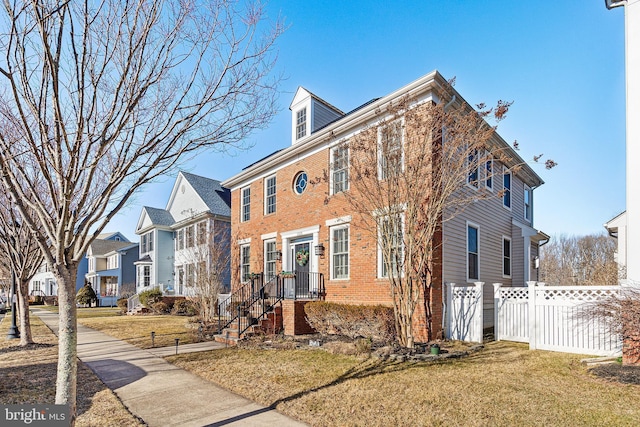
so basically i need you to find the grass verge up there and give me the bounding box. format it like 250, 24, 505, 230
0, 312, 144, 426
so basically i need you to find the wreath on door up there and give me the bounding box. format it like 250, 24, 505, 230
296, 249, 309, 266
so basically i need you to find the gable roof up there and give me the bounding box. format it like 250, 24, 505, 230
180, 171, 231, 217
87, 239, 132, 257
144, 206, 176, 227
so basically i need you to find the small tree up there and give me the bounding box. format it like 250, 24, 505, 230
76, 283, 98, 306
328, 88, 552, 348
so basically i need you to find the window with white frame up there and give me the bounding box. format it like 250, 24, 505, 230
264, 240, 277, 281
524, 186, 532, 222
141, 231, 154, 253
32, 281, 41, 293
503, 169, 511, 209
296, 108, 307, 140
503, 237, 512, 278
331, 225, 349, 279
265, 175, 276, 215
241, 186, 251, 222
378, 215, 404, 278
105, 281, 117, 296
141, 265, 150, 287
177, 266, 184, 289
186, 263, 195, 287
197, 221, 207, 245
467, 223, 479, 281
378, 120, 403, 180
485, 155, 493, 190
176, 229, 185, 250
107, 254, 119, 270
467, 149, 479, 188
331, 144, 349, 194
185, 225, 194, 248
240, 244, 251, 282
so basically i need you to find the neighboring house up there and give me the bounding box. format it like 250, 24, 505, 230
604, 211, 627, 282
85, 236, 139, 306
28, 232, 127, 297
134, 171, 232, 296
221, 70, 548, 340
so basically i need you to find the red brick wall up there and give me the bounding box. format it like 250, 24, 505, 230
282, 300, 316, 335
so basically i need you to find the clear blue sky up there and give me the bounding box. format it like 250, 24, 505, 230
107, 0, 627, 241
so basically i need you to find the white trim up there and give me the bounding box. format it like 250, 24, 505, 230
325, 215, 352, 227
237, 237, 251, 245
502, 168, 512, 210
240, 186, 251, 223
280, 226, 320, 273
261, 231, 278, 240
524, 185, 533, 223
264, 174, 277, 215
377, 117, 405, 180
330, 224, 350, 280
329, 143, 350, 195
465, 148, 479, 190
484, 154, 494, 191
377, 213, 405, 279
466, 221, 480, 282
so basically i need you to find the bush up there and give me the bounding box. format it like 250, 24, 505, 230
151, 301, 170, 314
76, 284, 98, 306
171, 299, 198, 316
305, 302, 396, 344
138, 288, 163, 307
116, 298, 129, 313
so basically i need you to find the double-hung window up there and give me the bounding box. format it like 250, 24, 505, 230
331, 225, 349, 279
185, 226, 194, 248
176, 229, 185, 250
264, 240, 277, 281
331, 144, 349, 194
378, 120, 403, 180
467, 223, 479, 281
296, 108, 307, 140
265, 175, 276, 215
240, 244, 251, 283
241, 187, 251, 222
467, 149, 479, 188
503, 169, 511, 209
485, 155, 493, 190
378, 215, 404, 278
197, 221, 207, 245
503, 237, 512, 278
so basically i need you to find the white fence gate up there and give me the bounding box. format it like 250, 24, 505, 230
447, 282, 623, 357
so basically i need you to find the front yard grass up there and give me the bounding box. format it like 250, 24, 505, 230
0, 312, 143, 426
167, 342, 640, 427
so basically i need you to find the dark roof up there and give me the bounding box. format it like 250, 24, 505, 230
242, 148, 286, 171
181, 172, 231, 217
144, 206, 176, 227
88, 239, 132, 256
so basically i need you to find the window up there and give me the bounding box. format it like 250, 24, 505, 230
467, 149, 479, 188
265, 175, 276, 215
241, 187, 251, 222
141, 266, 150, 287
331, 225, 349, 279
294, 171, 308, 195
503, 170, 511, 209
105, 281, 117, 296
485, 156, 493, 190
296, 108, 307, 140
185, 225, 194, 248
141, 231, 153, 253
331, 144, 349, 194
264, 240, 277, 281
186, 263, 195, 287
503, 237, 512, 278
378, 215, 404, 278
240, 244, 251, 283
32, 281, 41, 293
176, 229, 185, 250
467, 223, 479, 281
378, 120, 403, 180
524, 186, 532, 222
197, 221, 207, 245
107, 254, 119, 270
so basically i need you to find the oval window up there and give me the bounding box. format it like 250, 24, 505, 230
294, 171, 308, 195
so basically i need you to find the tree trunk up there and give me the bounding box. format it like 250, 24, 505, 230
18, 279, 33, 345
55, 268, 78, 426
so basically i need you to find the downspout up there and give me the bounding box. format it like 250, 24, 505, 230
441, 94, 456, 337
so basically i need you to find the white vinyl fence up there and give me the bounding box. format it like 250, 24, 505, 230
447, 282, 622, 357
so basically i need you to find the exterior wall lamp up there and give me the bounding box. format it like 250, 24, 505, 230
314, 244, 325, 257
275, 250, 282, 261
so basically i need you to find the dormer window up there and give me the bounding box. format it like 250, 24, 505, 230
296, 108, 307, 140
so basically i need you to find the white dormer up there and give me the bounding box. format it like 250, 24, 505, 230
289, 87, 344, 145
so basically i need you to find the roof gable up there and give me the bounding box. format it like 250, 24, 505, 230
166, 171, 230, 223
136, 206, 175, 234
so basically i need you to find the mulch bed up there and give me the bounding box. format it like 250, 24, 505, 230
590, 363, 640, 385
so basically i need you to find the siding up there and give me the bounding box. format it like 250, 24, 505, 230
312, 100, 342, 133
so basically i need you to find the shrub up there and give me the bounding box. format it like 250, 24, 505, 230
116, 298, 128, 313
138, 288, 163, 307
151, 301, 170, 314
305, 302, 396, 344
76, 284, 98, 306
172, 299, 198, 316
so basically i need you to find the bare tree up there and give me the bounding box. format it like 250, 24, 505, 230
539, 233, 618, 285
0, 0, 282, 421
180, 219, 231, 324
328, 91, 551, 348
0, 189, 43, 346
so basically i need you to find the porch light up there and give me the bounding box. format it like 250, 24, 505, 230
275, 250, 282, 261
314, 244, 325, 257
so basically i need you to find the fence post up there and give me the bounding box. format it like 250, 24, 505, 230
445, 283, 454, 340
493, 283, 502, 341
474, 282, 484, 343
527, 281, 537, 350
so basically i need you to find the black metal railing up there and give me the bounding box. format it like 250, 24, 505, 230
217, 271, 325, 336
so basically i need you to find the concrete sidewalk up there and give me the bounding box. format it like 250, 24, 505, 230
32, 308, 307, 427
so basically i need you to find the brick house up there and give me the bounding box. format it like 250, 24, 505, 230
221, 70, 548, 341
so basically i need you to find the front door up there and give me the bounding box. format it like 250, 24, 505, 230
291, 241, 310, 298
